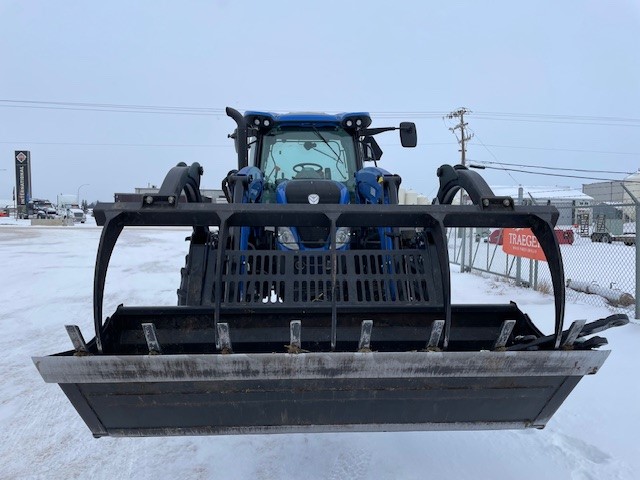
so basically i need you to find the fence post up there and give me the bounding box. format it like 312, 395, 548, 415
468, 226, 474, 271
515, 187, 523, 286
621, 184, 639, 319
529, 258, 533, 287
460, 227, 466, 273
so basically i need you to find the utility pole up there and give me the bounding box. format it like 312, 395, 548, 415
445, 108, 474, 273
446, 108, 473, 165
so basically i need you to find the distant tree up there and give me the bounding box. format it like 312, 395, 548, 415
81, 199, 88, 211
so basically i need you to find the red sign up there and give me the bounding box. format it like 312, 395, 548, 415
502, 228, 547, 261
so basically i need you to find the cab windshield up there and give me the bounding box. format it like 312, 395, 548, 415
259, 127, 357, 199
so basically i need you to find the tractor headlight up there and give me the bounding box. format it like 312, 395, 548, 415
277, 227, 299, 250
249, 116, 273, 128
335, 227, 351, 249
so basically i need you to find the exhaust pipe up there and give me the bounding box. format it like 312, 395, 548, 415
226, 107, 248, 170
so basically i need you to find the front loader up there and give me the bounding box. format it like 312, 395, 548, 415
33, 107, 628, 437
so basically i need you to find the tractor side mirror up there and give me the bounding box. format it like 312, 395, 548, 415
362, 136, 383, 161
228, 129, 238, 153
399, 122, 417, 148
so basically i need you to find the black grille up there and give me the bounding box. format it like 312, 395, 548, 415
283, 180, 343, 204
283, 180, 343, 248
209, 249, 443, 308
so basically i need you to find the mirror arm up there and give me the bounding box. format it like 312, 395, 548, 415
361, 127, 397, 136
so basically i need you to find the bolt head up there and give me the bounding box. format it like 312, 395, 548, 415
145, 196, 154, 205
502, 199, 511, 207
482, 199, 490, 207
168, 196, 175, 204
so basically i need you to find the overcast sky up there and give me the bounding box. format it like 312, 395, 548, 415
1, 1, 639, 204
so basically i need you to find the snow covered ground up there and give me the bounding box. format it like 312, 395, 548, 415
1, 219, 639, 479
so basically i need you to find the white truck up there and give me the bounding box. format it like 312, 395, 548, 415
57, 194, 86, 223
64, 207, 86, 223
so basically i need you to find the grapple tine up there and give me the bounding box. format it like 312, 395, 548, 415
358, 320, 373, 351
290, 320, 301, 348
426, 320, 445, 351
142, 323, 162, 355
217, 323, 232, 354
562, 320, 587, 348
493, 320, 516, 350
287, 320, 302, 353
65, 325, 90, 356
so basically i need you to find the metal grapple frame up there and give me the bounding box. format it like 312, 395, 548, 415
32, 161, 628, 437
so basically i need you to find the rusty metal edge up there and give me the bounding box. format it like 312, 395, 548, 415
32, 350, 610, 384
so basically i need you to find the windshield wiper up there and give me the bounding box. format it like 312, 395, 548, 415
312, 127, 341, 161
311, 127, 346, 177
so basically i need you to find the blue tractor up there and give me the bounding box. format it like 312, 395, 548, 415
33, 107, 628, 437
221, 108, 414, 253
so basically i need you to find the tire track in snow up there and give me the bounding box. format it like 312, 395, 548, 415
328, 445, 372, 480
545, 431, 633, 480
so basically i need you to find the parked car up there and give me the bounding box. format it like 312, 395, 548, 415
36, 207, 58, 219
486, 229, 505, 245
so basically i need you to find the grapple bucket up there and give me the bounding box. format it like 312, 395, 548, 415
32, 197, 627, 437
34, 345, 609, 437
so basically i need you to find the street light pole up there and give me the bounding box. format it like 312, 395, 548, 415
77, 184, 89, 208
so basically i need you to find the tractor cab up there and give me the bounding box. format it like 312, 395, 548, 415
224, 109, 417, 250
240, 111, 371, 204
225, 108, 416, 205
257, 123, 358, 203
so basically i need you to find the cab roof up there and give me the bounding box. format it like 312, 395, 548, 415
244, 111, 372, 128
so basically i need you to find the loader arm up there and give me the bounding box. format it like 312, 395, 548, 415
434, 164, 566, 348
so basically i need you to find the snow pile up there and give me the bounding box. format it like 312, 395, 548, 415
0, 225, 638, 479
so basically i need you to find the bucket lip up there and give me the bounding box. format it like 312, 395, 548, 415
102, 421, 540, 438
32, 349, 610, 384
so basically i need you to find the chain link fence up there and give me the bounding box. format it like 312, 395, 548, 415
448, 199, 638, 319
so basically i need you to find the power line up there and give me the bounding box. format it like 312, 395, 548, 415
517, 188, 588, 195
472, 160, 635, 175
3, 99, 640, 127
478, 143, 639, 156
0, 141, 232, 148
0, 103, 221, 117
0, 100, 448, 117
473, 111, 640, 123
0, 99, 223, 112
581, 183, 633, 188
0, 139, 458, 149
471, 164, 640, 183
466, 127, 520, 184
473, 115, 640, 128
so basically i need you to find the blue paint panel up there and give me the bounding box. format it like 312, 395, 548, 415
244, 111, 371, 127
